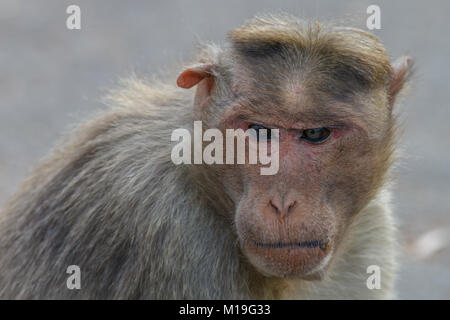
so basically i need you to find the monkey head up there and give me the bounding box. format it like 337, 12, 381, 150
177, 17, 411, 280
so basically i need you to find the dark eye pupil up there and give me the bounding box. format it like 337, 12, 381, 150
249, 124, 271, 140
306, 128, 320, 138
302, 128, 330, 143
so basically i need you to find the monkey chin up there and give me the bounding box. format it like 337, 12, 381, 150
242, 240, 334, 280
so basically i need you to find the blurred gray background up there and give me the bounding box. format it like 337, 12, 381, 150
0, 0, 449, 299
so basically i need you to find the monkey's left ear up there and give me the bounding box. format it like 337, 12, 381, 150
389, 56, 413, 107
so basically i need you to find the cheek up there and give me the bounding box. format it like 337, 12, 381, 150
221, 165, 261, 204
282, 146, 322, 177
304, 152, 320, 174
221, 169, 245, 201
322, 144, 385, 216
234, 195, 266, 241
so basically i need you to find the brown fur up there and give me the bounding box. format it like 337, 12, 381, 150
0, 14, 411, 299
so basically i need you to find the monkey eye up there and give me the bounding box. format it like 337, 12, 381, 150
248, 124, 272, 141
301, 128, 331, 144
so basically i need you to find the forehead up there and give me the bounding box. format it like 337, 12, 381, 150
231, 46, 379, 105
229, 19, 392, 89
222, 73, 390, 138
230, 62, 386, 116
227, 20, 392, 112
224, 49, 391, 131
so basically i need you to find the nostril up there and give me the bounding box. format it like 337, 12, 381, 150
269, 200, 280, 213
287, 201, 297, 212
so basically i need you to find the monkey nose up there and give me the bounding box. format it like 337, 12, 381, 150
269, 199, 297, 218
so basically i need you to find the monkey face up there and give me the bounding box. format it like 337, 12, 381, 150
218, 96, 394, 280
177, 23, 403, 281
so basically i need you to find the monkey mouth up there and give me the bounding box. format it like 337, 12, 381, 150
252, 239, 330, 250
243, 237, 334, 279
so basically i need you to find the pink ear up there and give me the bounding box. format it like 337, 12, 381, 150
177, 64, 213, 89
177, 64, 215, 120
